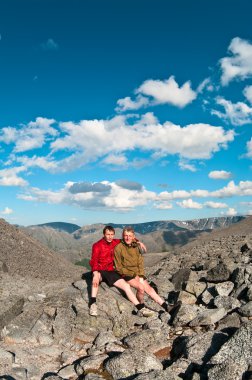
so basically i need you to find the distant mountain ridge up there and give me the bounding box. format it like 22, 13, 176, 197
108, 216, 245, 234
29, 221, 81, 233
21, 216, 246, 265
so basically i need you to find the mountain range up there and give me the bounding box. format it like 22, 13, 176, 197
20, 216, 245, 265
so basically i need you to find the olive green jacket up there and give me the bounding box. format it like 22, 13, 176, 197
114, 240, 145, 278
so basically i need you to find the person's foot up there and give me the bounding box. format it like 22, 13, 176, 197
137, 307, 156, 317
89, 303, 98, 316
167, 301, 182, 315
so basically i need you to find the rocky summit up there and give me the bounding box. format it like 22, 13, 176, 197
0, 217, 252, 379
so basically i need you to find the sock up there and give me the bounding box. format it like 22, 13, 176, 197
161, 302, 169, 312
89, 297, 96, 306
136, 303, 144, 310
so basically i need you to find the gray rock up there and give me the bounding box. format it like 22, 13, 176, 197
238, 301, 252, 317
171, 268, 191, 291
105, 348, 163, 379
210, 321, 252, 365
189, 307, 227, 327
172, 304, 200, 327
215, 281, 234, 296
0, 347, 15, 365
213, 295, 241, 312
205, 263, 230, 283
0, 296, 24, 330
208, 358, 248, 380
75, 353, 108, 376
124, 329, 168, 353
183, 331, 229, 365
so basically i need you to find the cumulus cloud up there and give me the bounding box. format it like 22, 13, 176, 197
177, 199, 203, 209
116, 95, 149, 112
19, 180, 156, 211
244, 85, 252, 104
0, 117, 57, 153
224, 207, 237, 216
220, 37, 252, 86
154, 202, 173, 210
245, 138, 252, 158
0, 167, 28, 186
17, 179, 252, 214
212, 97, 252, 126
137, 76, 197, 108
116, 76, 197, 111
102, 154, 128, 167
1, 207, 13, 215
48, 114, 234, 172
205, 201, 228, 209
41, 38, 59, 51
211, 180, 252, 198
208, 170, 232, 180
178, 159, 197, 172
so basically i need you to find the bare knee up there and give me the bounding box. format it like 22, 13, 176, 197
137, 284, 145, 294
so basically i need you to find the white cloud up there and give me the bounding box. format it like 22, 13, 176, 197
116, 95, 149, 112
179, 159, 197, 172
0, 117, 57, 153
220, 37, 252, 86
0, 167, 28, 186
224, 207, 237, 216
208, 170, 232, 180
136, 76, 197, 108
1, 207, 13, 215
102, 154, 128, 167
212, 97, 252, 126
205, 201, 228, 209
177, 199, 203, 209
16, 155, 58, 171
211, 180, 252, 198
246, 138, 252, 158
244, 85, 252, 104
154, 202, 173, 210
48, 114, 234, 172
19, 180, 156, 211
17, 179, 252, 213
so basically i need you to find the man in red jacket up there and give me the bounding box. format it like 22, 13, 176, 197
89, 225, 154, 317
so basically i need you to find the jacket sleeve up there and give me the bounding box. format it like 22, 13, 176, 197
114, 245, 125, 275
89, 243, 100, 272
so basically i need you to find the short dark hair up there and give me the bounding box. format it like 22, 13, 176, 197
103, 225, 115, 235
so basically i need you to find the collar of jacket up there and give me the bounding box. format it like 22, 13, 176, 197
121, 239, 138, 248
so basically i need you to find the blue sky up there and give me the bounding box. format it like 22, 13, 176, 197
0, 0, 252, 226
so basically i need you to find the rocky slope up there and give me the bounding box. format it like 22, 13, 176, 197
0, 218, 83, 280
0, 217, 252, 379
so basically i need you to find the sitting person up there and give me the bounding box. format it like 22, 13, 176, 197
89, 225, 155, 317
114, 226, 181, 314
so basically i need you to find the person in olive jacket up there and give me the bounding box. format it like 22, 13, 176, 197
114, 226, 181, 314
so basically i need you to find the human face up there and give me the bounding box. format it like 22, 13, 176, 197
104, 229, 115, 243
123, 231, 135, 245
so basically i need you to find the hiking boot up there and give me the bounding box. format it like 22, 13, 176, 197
137, 307, 156, 317
89, 303, 98, 316
167, 301, 182, 315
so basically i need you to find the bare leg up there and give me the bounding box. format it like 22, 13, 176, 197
127, 277, 145, 304
91, 272, 102, 298
113, 279, 140, 306
142, 279, 164, 305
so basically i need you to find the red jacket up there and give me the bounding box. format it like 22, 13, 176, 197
89, 238, 120, 272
